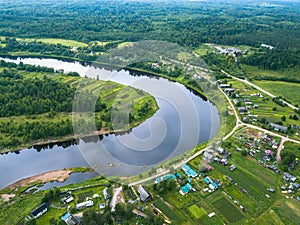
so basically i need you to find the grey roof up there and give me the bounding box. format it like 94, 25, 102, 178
138, 186, 151, 202
269, 123, 288, 131
31, 203, 49, 217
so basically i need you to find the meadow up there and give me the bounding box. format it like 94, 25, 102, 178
253, 80, 300, 106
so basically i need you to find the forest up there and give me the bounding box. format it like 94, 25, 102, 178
0, 1, 299, 72
0, 1, 299, 48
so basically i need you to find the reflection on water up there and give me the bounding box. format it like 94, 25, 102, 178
0, 56, 220, 189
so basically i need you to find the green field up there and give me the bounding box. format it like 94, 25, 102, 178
211, 194, 244, 223
253, 80, 300, 106
16, 37, 88, 47
273, 199, 300, 225
153, 199, 184, 223
188, 204, 206, 219
242, 65, 300, 80
0, 191, 44, 225
244, 209, 285, 225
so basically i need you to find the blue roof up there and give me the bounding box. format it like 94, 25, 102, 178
187, 178, 192, 183
182, 164, 198, 178
212, 183, 218, 188
61, 212, 71, 221
176, 172, 183, 178
156, 174, 176, 183
180, 183, 193, 194
204, 177, 211, 184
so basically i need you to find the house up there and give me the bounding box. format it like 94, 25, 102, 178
182, 164, 198, 178
269, 123, 288, 132
230, 165, 236, 171
31, 203, 50, 219
151, 63, 160, 69
204, 176, 213, 184
219, 84, 231, 88
179, 183, 193, 195
208, 212, 216, 218
155, 174, 176, 184
132, 209, 148, 218
176, 172, 183, 179
220, 158, 228, 166
293, 183, 300, 190
283, 172, 297, 182
261, 44, 274, 50
265, 150, 274, 156
233, 99, 239, 105
61, 212, 80, 225
62, 195, 74, 205
103, 187, 110, 200
56, 69, 64, 73
99, 203, 106, 209
238, 107, 247, 113
215, 146, 224, 154
224, 88, 235, 93
137, 186, 151, 202
242, 117, 250, 123
76, 200, 94, 210
267, 188, 275, 193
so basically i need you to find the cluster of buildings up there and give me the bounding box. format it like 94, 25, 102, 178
212, 146, 232, 166
281, 172, 299, 194
28, 187, 113, 224
208, 44, 247, 56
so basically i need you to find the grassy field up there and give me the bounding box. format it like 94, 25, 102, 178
242, 65, 300, 80
16, 37, 88, 47
253, 80, 300, 106
244, 209, 285, 225
0, 191, 44, 225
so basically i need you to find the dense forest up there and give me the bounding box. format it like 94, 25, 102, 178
0, 1, 299, 72
0, 0, 299, 48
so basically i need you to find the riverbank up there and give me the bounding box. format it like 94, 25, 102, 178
1, 167, 93, 192
6, 169, 72, 191
0, 112, 157, 154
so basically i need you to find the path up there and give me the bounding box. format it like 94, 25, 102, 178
277, 137, 288, 162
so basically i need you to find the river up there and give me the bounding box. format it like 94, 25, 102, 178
0, 57, 220, 189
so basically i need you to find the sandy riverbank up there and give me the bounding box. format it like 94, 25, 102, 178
6, 169, 73, 190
